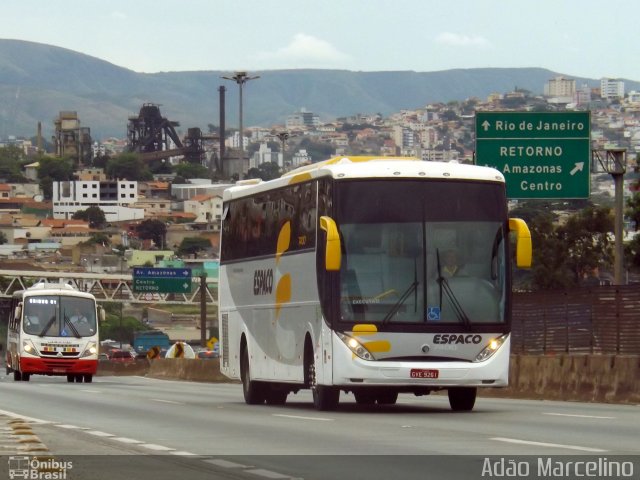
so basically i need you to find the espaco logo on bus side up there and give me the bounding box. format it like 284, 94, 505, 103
253, 269, 274, 295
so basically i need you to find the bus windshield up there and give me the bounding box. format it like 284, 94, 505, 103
23, 296, 97, 338
334, 179, 508, 327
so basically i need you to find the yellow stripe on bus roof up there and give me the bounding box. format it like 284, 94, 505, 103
282, 156, 420, 177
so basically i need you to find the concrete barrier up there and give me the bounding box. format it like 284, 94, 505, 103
97, 359, 150, 376
480, 354, 640, 404
147, 358, 237, 383
97, 354, 639, 404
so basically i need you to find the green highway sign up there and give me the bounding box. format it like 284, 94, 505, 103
132, 267, 192, 293
475, 111, 591, 199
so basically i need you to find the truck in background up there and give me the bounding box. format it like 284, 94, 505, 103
133, 330, 171, 354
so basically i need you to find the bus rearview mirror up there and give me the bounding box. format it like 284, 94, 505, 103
320, 216, 341, 271
509, 218, 532, 268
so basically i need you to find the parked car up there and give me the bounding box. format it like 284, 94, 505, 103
109, 350, 135, 363
196, 350, 219, 360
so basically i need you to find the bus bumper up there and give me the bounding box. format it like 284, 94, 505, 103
20, 357, 98, 376
331, 335, 511, 388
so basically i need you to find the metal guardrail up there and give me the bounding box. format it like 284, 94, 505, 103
0, 269, 217, 305
512, 285, 640, 355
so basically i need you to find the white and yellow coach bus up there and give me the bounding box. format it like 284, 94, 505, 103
219, 157, 531, 411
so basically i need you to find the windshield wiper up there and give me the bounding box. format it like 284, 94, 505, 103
39, 316, 56, 337
381, 259, 419, 325
63, 313, 81, 338
436, 248, 471, 328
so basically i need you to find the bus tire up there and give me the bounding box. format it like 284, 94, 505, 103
448, 387, 476, 411
83, 375, 93, 383
240, 345, 265, 405
307, 352, 339, 411
21, 373, 30, 382
67, 375, 74, 383
74, 375, 84, 383
13, 370, 22, 381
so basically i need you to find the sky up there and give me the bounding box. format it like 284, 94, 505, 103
3, 0, 640, 81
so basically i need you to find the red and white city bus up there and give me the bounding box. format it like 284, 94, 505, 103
6, 282, 104, 383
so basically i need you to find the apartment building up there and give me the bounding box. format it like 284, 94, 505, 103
52, 180, 144, 222
600, 78, 625, 99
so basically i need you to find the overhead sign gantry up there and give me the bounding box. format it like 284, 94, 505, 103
475, 111, 591, 199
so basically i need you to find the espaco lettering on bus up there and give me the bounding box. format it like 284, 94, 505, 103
253, 269, 274, 295
433, 334, 482, 345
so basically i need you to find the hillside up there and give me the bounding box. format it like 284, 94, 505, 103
1, 39, 638, 140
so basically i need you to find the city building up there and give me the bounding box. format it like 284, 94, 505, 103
286, 109, 320, 129
544, 76, 576, 98
52, 180, 144, 222
600, 78, 625, 99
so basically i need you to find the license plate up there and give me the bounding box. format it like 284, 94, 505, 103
52, 368, 66, 373
410, 368, 439, 379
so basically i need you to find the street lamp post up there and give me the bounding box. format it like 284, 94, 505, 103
276, 131, 290, 170
221, 72, 260, 175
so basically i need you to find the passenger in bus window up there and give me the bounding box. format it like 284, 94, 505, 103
441, 249, 463, 277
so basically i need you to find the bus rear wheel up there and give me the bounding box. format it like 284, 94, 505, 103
13, 370, 22, 381
448, 387, 477, 411
240, 346, 265, 405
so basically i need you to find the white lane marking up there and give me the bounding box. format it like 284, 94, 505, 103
151, 399, 184, 405
491, 437, 607, 452
170, 451, 200, 457
272, 414, 334, 422
80, 389, 101, 394
86, 431, 115, 437
246, 469, 294, 479
112, 437, 144, 444
54, 424, 85, 430
141, 443, 175, 451
543, 412, 614, 419
0, 409, 51, 424
204, 459, 252, 469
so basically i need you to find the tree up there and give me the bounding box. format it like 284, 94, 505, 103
37, 155, 75, 199
136, 219, 167, 248
558, 206, 614, 284
72, 206, 107, 229
177, 237, 211, 258
0, 145, 29, 182
626, 191, 640, 232
625, 233, 640, 271
173, 162, 209, 179
106, 153, 152, 181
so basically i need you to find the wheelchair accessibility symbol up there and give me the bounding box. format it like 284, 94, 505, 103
427, 307, 441, 321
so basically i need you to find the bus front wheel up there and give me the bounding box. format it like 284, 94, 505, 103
448, 387, 477, 411
240, 346, 265, 405
13, 370, 22, 381
307, 352, 339, 411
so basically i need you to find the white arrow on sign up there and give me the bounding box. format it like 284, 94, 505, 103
570, 162, 584, 176
183, 283, 190, 290
182, 270, 190, 276
482, 120, 491, 131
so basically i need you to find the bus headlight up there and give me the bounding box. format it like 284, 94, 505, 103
336, 332, 374, 361
22, 339, 39, 356
81, 342, 98, 358
474, 334, 507, 362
